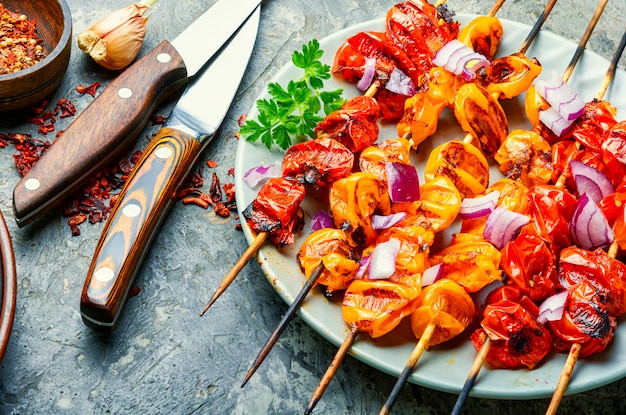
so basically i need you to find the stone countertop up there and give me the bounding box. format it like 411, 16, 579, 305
1, 0, 625, 414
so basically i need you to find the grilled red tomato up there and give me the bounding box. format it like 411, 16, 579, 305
471, 299, 552, 370
315, 95, 380, 153
282, 137, 354, 188
548, 280, 616, 358
242, 177, 306, 247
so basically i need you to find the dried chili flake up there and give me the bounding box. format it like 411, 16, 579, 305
209, 172, 223, 204
227, 167, 235, 176
76, 81, 101, 97
223, 183, 235, 202
130, 149, 143, 164
207, 160, 218, 168
1, 132, 51, 175
0, 4, 47, 74
237, 114, 247, 126
128, 286, 141, 297
68, 213, 87, 236
56, 98, 76, 118
214, 202, 230, 217
150, 114, 167, 125
182, 194, 211, 209
31, 100, 48, 115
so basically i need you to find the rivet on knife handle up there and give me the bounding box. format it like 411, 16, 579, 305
80, 127, 202, 332
12, 41, 188, 228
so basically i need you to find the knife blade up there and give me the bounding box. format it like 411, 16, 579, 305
80, 5, 260, 332
12, 0, 261, 227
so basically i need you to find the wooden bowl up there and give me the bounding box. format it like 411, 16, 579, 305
0, 0, 72, 112
0, 210, 16, 363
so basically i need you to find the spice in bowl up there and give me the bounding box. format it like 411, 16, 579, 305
0, 3, 47, 75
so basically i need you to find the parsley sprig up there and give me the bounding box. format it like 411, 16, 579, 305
240, 39, 345, 151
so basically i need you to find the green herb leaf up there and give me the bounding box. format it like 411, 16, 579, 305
240, 39, 346, 151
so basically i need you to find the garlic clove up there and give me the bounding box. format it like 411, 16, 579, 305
77, 3, 153, 70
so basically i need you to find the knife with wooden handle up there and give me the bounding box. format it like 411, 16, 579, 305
80, 6, 261, 332
12, 0, 262, 227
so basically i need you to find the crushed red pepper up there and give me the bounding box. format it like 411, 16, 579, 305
1, 88, 240, 234
75, 81, 101, 97
0, 4, 46, 74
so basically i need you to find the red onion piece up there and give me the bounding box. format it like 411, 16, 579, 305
538, 107, 574, 137
483, 207, 530, 249
569, 160, 615, 203
385, 161, 420, 203
357, 57, 376, 92
421, 263, 443, 287
459, 190, 500, 220
432, 39, 490, 80
371, 212, 408, 230
368, 238, 401, 280
355, 255, 370, 279
537, 290, 568, 324
243, 164, 281, 188
570, 193, 614, 250
385, 67, 415, 96
311, 210, 333, 231
534, 70, 585, 122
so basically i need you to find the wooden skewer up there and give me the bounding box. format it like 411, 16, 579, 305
595, 28, 626, 102
451, 1, 610, 412
546, 26, 624, 408
240, 265, 325, 387
201, 78, 381, 317
450, 337, 492, 415
518, 0, 558, 56
379, 322, 437, 415
305, 325, 360, 415
200, 231, 268, 315
488, 0, 506, 17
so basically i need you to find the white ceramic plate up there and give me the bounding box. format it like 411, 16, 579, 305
235, 14, 626, 398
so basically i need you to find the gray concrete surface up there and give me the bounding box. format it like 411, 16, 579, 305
1, 0, 625, 414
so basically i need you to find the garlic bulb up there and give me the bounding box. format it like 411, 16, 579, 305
77, 1, 157, 70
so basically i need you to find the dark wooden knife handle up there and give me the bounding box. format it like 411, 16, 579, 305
80, 127, 203, 332
12, 41, 188, 227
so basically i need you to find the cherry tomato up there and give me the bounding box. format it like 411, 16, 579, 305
495, 129, 552, 188
424, 140, 490, 198
526, 184, 577, 252
385, 0, 459, 65
500, 223, 558, 303
471, 299, 552, 369
454, 82, 509, 158
411, 279, 475, 347
566, 100, 618, 152
558, 246, 626, 317
329, 172, 391, 247
457, 15, 503, 60
297, 228, 360, 294
392, 175, 462, 232
342, 279, 421, 338
359, 137, 412, 180
430, 233, 502, 293
282, 137, 354, 188
483, 53, 542, 100
315, 95, 380, 153
243, 177, 306, 247
548, 280, 616, 358
361, 225, 434, 288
